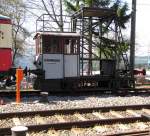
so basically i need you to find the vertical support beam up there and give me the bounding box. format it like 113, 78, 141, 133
99, 19, 102, 73
43, 15, 44, 31
71, 17, 73, 32
130, 0, 136, 87
115, 20, 119, 69
81, 9, 84, 76
72, 17, 77, 32
77, 37, 80, 76
59, 0, 63, 32
36, 20, 37, 33
88, 17, 92, 75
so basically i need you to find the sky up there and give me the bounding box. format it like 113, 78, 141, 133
125, 0, 150, 56
136, 0, 150, 56
24, 0, 150, 57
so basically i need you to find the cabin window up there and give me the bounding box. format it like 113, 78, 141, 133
51, 38, 59, 53
64, 39, 78, 54
39, 39, 42, 53
36, 39, 39, 54
36, 37, 42, 54
43, 36, 60, 53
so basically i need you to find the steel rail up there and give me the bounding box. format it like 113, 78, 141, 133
0, 116, 149, 135
0, 90, 41, 97
0, 88, 149, 96
106, 130, 150, 136
0, 104, 149, 134
0, 104, 149, 119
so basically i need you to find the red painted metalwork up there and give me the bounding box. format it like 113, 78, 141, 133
134, 69, 146, 75
0, 48, 12, 72
0, 19, 11, 24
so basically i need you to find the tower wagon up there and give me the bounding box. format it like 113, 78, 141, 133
32, 7, 134, 92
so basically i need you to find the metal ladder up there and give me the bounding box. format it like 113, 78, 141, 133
122, 53, 130, 71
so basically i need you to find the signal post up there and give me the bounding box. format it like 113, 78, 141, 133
16, 68, 23, 103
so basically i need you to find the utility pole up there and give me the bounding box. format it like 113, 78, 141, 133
130, 0, 136, 87
60, 0, 63, 32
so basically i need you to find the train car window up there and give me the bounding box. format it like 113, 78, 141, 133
43, 35, 60, 54
36, 36, 42, 54
35, 38, 39, 54
64, 39, 78, 54
72, 39, 78, 54
39, 38, 42, 54
50, 38, 59, 53
64, 39, 70, 54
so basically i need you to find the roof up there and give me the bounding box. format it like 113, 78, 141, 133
0, 14, 10, 20
0, 14, 11, 24
72, 7, 116, 18
34, 31, 80, 39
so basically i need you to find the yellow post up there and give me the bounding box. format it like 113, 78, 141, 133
16, 68, 23, 103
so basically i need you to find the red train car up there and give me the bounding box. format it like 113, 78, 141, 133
0, 48, 12, 72
0, 14, 13, 80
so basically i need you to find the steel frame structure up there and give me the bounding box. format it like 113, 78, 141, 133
33, 7, 134, 90
36, 14, 72, 32
71, 7, 130, 77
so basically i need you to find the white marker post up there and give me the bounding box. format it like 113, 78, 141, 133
11, 126, 28, 136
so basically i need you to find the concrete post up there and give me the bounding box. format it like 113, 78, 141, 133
130, 0, 136, 88
11, 126, 28, 136
39, 92, 49, 103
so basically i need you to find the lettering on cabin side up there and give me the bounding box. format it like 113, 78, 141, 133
44, 59, 60, 62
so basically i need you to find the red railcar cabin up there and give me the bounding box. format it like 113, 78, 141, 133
0, 15, 12, 73
0, 48, 12, 72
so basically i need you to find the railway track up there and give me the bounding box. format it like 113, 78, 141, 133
0, 104, 149, 135
106, 130, 150, 136
0, 88, 150, 97
0, 90, 41, 97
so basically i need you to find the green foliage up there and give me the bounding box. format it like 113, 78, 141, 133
64, 0, 130, 60
64, 0, 80, 13
93, 0, 111, 7
64, 0, 111, 11
83, 0, 93, 6
112, 1, 130, 29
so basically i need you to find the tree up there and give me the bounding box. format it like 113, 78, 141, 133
64, 0, 111, 13
64, 0, 131, 74
64, 0, 130, 58
25, 0, 66, 32
0, 0, 29, 65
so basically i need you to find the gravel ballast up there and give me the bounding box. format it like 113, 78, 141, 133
0, 95, 149, 113
27, 122, 150, 136
0, 95, 149, 135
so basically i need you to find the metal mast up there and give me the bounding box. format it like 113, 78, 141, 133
130, 0, 136, 86
60, 0, 63, 32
